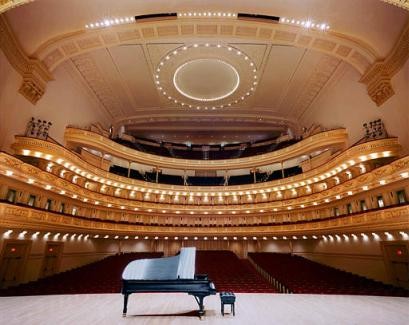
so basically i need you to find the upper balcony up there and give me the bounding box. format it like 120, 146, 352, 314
63, 126, 349, 171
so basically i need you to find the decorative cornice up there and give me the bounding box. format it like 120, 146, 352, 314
36, 19, 377, 76
381, 0, 409, 10
0, 15, 53, 104
360, 20, 409, 106
0, 0, 31, 15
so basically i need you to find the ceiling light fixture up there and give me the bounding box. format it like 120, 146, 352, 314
280, 17, 330, 30
85, 16, 135, 29
156, 43, 257, 110
178, 12, 236, 18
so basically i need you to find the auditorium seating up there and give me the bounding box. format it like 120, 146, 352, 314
2, 251, 407, 297
248, 253, 409, 297
109, 165, 144, 180
0, 252, 162, 296
283, 166, 303, 177
228, 174, 254, 185
195, 250, 276, 293
158, 173, 184, 185
187, 176, 225, 186
109, 165, 128, 177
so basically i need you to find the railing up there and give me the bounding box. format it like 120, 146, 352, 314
1, 201, 408, 236
248, 256, 291, 293
63, 127, 349, 170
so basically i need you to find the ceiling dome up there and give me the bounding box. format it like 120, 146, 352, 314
173, 59, 240, 102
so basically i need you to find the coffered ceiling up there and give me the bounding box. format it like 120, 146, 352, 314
63, 41, 341, 142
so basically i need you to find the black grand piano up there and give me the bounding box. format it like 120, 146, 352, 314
121, 247, 216, 317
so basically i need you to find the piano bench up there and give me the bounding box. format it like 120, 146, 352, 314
220, 292, 236, 316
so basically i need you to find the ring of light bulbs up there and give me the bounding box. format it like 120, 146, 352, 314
280, 17, 330, 30
155, 43, 258, 110
84, 13, 330, 31
85, 16, 135, 29
177, 12, 237, 18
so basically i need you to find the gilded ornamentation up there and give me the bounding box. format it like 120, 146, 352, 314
0, 0, 30, 14
1, 143, 408, 226
360, 21, 409, 106
0, 16, 53, 104
0, 203, 407, 236
63, 128, 349, 171
381, 0, 409, 10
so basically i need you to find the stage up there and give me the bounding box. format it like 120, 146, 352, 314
0, 293, 408, 324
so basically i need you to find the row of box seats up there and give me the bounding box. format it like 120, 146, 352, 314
248, 253, 409, 297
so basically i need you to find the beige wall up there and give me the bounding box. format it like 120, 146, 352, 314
0, 52, 109, 153
2, 229, 407, 287
0, 231, 119, 284
301, 60, 409, 154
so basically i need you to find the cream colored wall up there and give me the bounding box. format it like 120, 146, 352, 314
0, 51, 110, 153
1, 231, 404, 286
301, 60, 409, 154
0, 231, 120, 284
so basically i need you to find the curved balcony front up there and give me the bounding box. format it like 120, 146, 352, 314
64, 127, 349, 171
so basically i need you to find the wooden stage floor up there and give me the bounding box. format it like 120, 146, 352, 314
0, 293, 408, 325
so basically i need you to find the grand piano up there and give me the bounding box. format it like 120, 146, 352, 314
121, 247, 216, 317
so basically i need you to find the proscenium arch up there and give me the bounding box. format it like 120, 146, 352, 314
35, 18, 378, 77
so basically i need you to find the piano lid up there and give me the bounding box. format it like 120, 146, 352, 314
122, 247, 196, 280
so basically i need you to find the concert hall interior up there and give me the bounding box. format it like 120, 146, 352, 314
0, 0, 408, 324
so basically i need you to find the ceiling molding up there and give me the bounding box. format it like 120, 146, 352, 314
360, 20, 409, 106
289, 55, 342, 120
0, 0, 30, 15
0, 15, 53, 104
114, 112, 299, 130
380, 0, 409, 10
70, 53, 125, 118
34, 19, 378, 76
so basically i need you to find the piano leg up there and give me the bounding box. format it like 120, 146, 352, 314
122, 293, 129, 317
193, 295, 205, 318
